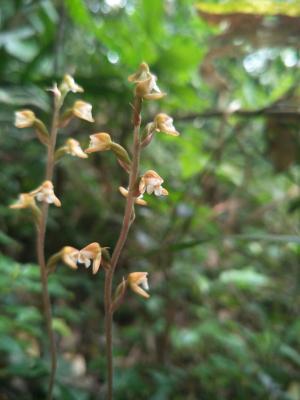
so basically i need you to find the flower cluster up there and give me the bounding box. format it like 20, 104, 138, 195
12, 65, 180, 305
59, 243, 102, 274
10, 180, 61, 212
11, 75, 94, 217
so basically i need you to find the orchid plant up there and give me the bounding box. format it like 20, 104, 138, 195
11, 63, 180, 399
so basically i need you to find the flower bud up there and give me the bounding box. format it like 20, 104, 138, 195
110, 142, 132, 172
33, 119, 50, 145
119, 186, 147, 206
85, 133, 112, 153
111, 278, 128, 312
127, 272, 150, 299
72, 101, 94, 122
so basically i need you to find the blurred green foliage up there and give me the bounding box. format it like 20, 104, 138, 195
0, 0, 300, 399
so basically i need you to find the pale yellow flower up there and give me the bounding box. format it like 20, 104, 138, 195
78, 242, 102, 274
128, 62, 150, 83
85, 133, 112, 153
61, 74, 84, 93
128, 62, 166, 100
127, 272, 150, 299
136, 75, 165, 100
15, 110, 36, 128
61, 246, 80, 270
73, 101, 94, 122
64, 138, 87, 158
30, 180, 61, 207
9, 193, 36, 209
149, 113, 180, 137
139, 170, 168, 196
119, 186, 147, 206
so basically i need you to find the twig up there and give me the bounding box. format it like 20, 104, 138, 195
104, 96, 142, 400
177, 107, 300, 121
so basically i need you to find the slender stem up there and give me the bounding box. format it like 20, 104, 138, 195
36, 102, 60, 400
104, 96, 142, 400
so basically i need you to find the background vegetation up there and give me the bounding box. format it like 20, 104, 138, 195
0, 0, 299, 399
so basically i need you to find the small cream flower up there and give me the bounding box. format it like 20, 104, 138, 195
85, 133, 112, 153
73, 101, 94, 122
64, 138, 87, 158
149, 113, 180, 137
119, 186, 147, 206
61, 246, 80, 270
15, 110, 36, 128
10, 193, 36, 209
30, 180, 61, 207
128, 62, 151, 83
136, 75, 165, 100
128, 62, 165, 100
139, 170, 168, 196
127, 272, 150, 299
77, 242, 102, 274
61, 74, 84, 93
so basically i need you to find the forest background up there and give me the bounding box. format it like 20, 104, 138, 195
0, 0, 299, 399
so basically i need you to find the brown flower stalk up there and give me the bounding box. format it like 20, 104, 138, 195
104, 95, 142, 400
12, 75, 91, 400
36, 100, 60, 400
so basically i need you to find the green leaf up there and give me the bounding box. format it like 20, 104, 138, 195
219, 268, 270, 289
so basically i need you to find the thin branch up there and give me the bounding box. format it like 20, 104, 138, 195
177, 107, 300, 121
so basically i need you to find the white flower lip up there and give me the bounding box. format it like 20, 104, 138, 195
139, 170, 168, 197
